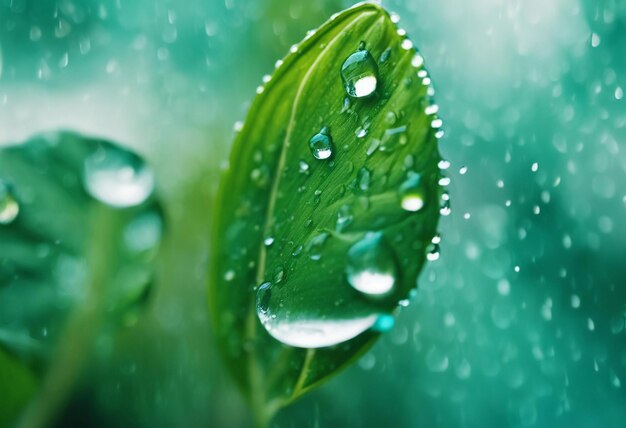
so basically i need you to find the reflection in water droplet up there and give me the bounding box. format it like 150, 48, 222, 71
341, 45, 379, 98
83, 148, 154, 208
399, 172, 425, 212
309, 127, 334, 160
346, 232, 398, 298
0, 181, 19, 225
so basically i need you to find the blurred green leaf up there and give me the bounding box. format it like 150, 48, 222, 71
209, 2, 443, 425
0, 349, 37, 428
0, 132, 164, 426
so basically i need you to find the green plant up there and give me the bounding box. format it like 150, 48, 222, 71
208, 2, 443, 426
0, 133, 163, 427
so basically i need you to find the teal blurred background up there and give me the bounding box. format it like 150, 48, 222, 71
1, 0, 625, 426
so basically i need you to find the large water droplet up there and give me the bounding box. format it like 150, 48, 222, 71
257, 308, 379, 349
0, 181, 19, 225
346, 232, 398, 298
83, 148, 154, 208
399, 172, 425, 212
309, 127, 334, 160
341, 44, 379, 98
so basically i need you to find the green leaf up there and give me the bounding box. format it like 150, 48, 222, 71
0, 131, 164, 425
209, 2, 444, 424
0, 348, 37, 428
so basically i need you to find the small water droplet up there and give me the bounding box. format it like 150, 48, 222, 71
355, 127, 368, 138
411, 53, 424, 68
346, 232, 398, 298
224, 270, 235, 281
426, 346, 449, 372
264, 236, 275, 246
306, 232, 329, 260
379, 47, 391, 63
356, 167, 371, 192
399, 172, 425, 212
256, 282, 272, 316
385, 111, 397, 125
83, 147, 154, 208
426, 243, 440, 261
380, 125, 407, 152
401, 39, 413, 50
336, 204, 353, 232
298, 160, 310, 174
371, 314, 395, 332
309, 127, 334, 160
366, 139, 380, 156
0, 181, 19, 225
341, 45, 379, 98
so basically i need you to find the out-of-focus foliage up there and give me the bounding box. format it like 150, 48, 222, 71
1, 0, 625, 427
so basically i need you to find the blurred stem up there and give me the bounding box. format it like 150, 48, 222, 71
17, 206, 120, 428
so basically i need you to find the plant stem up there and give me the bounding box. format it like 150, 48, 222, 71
16, 206, 120, 428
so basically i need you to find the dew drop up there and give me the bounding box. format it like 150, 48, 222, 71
399, 172, 425, 212
340, 45, 379, 98
380, 125, 407, 152
379, 47, 391, 63
309, 127, 334, 160
0, 181, 19, 225
426, 243, 440, 261
83, 147, 154, 208
371, 314, 395, 332
357, 167, 371, 191
346, 232, 398, 298
336, 204, 353, 232
298, 160, 310, 174
426, 346, 449, 372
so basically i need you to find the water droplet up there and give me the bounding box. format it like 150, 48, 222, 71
346, 232, 398, 298
411, 53, 424, 68
224, 270, 235, 281
399, 172, 425, 212
341, 45, 379, 98
309, 127, 334, 160
366, 139, 380, 156
355, 127, 368, 138
357, 167, 371, 191
83, 147, 154, 208
380, 125, 407, 152
264, 236, 274, 246
379, 47, 391, 63
425, 104, 439, 115
123, 211, 163, 253
371, 314, 395, 332
425, 346, 449, 372
401, 39, 413, 50
426, 243, 440, 261
385, 111, 397, 125
0, 181, 19, 225
298, 160, 310, 174
336, 204, 353, 232
256, 281, 272, 316
306, 232, 329, 260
